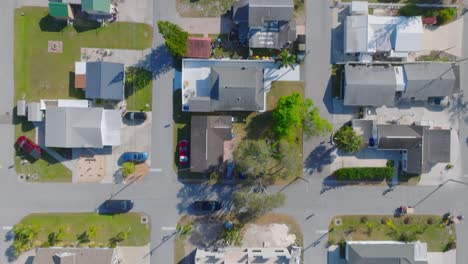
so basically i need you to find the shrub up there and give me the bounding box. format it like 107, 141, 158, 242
333, 126, 362, 153
334, 167, 394, 181
381, 217, 389, 224
437, 8, 457, 25
404, 217, 411, 225
427, 218, 434, 225
444, 237, 456, 252
157, 21, 188, 58
386, 160, 395, 167
446, 164, 454, 170
360, 216, 368, 223
122, 162, 136, 178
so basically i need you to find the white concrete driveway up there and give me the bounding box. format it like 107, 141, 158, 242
423, 18, 463, 57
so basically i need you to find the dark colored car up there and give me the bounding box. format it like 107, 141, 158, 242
193, 201, 222, 212
98, 200, 134, 214
16, 136, 42, 160
124, 111, 147, 123
295, 34, 306, 62
121, 152, 148, 164
178, 140, 189, 166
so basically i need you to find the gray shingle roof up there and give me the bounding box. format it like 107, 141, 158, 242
247, 0, 294, 27
86, 61, 124, 100
346, 241, 428, 264
33, 247, 116, 264
344, 64, 398, 106
190, 116, 232, 173
402, 63, 459, 100
45, 107, 121, 148
423, 129, 451, 171
210, 66, 264, 111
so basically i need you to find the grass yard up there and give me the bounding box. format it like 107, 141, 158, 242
233, 81, 304, 185
125, 68, 153, 112
328, 215, 456, 252
17, 213, 150, 247
176, 0, 233, 17
14, 152, 72, 182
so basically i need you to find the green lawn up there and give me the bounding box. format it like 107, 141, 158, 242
176, 0, 234, 17
14, 151, 72, 182
328, 215, 456, 252
18, 213, 150, 247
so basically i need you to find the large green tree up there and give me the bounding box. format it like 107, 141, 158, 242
272, 92, 332, 140
333, 125, 362, 153
232, 191, 286, 222
234, 140, 273, 179
157, 21, 188, 58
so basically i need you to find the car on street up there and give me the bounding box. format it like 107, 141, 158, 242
193, 200, 222, 212
124, 111, 147, 123
98, 200, 134, 214
178, 140, 189, 166
16, 136, 42, 160
121, 152, 148, 164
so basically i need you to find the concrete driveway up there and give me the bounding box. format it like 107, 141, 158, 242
422, 18, 463, 57
115, 0, 153, 25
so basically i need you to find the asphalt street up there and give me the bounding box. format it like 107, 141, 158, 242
0, 1, 468, 264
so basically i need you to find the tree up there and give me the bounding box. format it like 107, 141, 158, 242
277, 140, 302, 176
272, 93, 331, 140
232, 191, 286, 222
333, 125, 362, 153
157, 21, 188, 58
234, 140, 273, 179
275, 49, 296, 70
108, 231, 128, 248
176, 222, 192, 237
122, 162, 136, 178
437, 8, 456, 25
12, 224, 39, 256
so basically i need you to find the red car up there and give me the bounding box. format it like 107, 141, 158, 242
16, 136, 42, 160
179, 140, 189, 166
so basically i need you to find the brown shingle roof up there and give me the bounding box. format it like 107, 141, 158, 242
186, 37, 212, 59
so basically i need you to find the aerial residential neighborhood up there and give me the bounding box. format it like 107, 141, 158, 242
0, 0, 467, 263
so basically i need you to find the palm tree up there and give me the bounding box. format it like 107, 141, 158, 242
275, 49, 297, 70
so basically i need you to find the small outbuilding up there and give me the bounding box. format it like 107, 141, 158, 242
186, 37, 212, 59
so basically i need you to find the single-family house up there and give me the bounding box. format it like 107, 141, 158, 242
182, 59, 265, 112
81, 0, 112, 20
190, 116, 233, 173
345, 2, 423, 61
343, 63, 460, 106
33, 247, 117, 264
48, 1, 75, 21
85, 61, 125, 101
195, 247, 292, 264
344, 241, 428, 264
376, 124, 450, 174
45, 106, 121, 148
232, 0, 296, 49
186, 37, 212, 59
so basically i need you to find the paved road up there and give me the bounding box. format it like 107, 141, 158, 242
459, 6, 468, 176
1, 1, 468, 264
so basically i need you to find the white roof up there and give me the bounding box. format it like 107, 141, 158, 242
75, 61, 87, 75
27, 102, 43, 122
17, 100, 26, 116
351, 1, 368, 15
101, 110, 121, 146
345, 15, 423, 54
40, 99, 89, 110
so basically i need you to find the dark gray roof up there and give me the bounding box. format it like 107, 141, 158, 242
190, 116, 232, 173
248, 0, 294, 27
33, 247, 116, 264
377, 125, 424, 174
232, 0, 295, 49
344, 64, 398, 106
86, 61, 124, 100
402, 63, 459, 100
423, 129, 450, 170
210, 67, 264, 111
346, 241, 428, 264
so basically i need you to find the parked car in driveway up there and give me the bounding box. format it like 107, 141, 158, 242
124, 111, 147, 123
193, 201, 222, 212
16, 136, 42, 160
178, 140, 189, 166
98, 200, 134, 214
121, 152, 148, 164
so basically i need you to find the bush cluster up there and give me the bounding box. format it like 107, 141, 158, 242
399, 4, 457, 25
334, 167, 394, 181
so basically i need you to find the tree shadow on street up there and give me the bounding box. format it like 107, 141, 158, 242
304, 145, 337, 175
176, 183, 236, 215
137, 45, 174, 78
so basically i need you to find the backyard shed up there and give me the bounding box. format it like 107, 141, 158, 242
27, 102, 43, 122
17, 100, 26, 116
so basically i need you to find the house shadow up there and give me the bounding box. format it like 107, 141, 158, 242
68, 72, 85, 99
330, 6, 348, 64
39, 15, 68, 32
245, 111, 273, 140
177, 249, 196, 264
220, 12, 234, 34
72, 17, 101, 33
173, 89, 191, 124
137, 45, 174, 78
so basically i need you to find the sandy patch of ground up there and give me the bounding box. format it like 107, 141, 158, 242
242, 223, 296, 248
77, 155, 106, 183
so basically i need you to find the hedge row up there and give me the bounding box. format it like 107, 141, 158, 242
334, 167, 395, 181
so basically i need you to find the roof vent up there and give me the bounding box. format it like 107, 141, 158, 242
237, 97, 241, 101
241, 67, 246, 70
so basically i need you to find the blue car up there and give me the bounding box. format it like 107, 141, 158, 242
121, 152, 148, 164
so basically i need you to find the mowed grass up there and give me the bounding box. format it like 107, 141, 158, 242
15, 7, 153, 101
14, 151, 72, 182
328, 215, 455, 252
19, 213, 150, 247
125, 81, 153, 112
